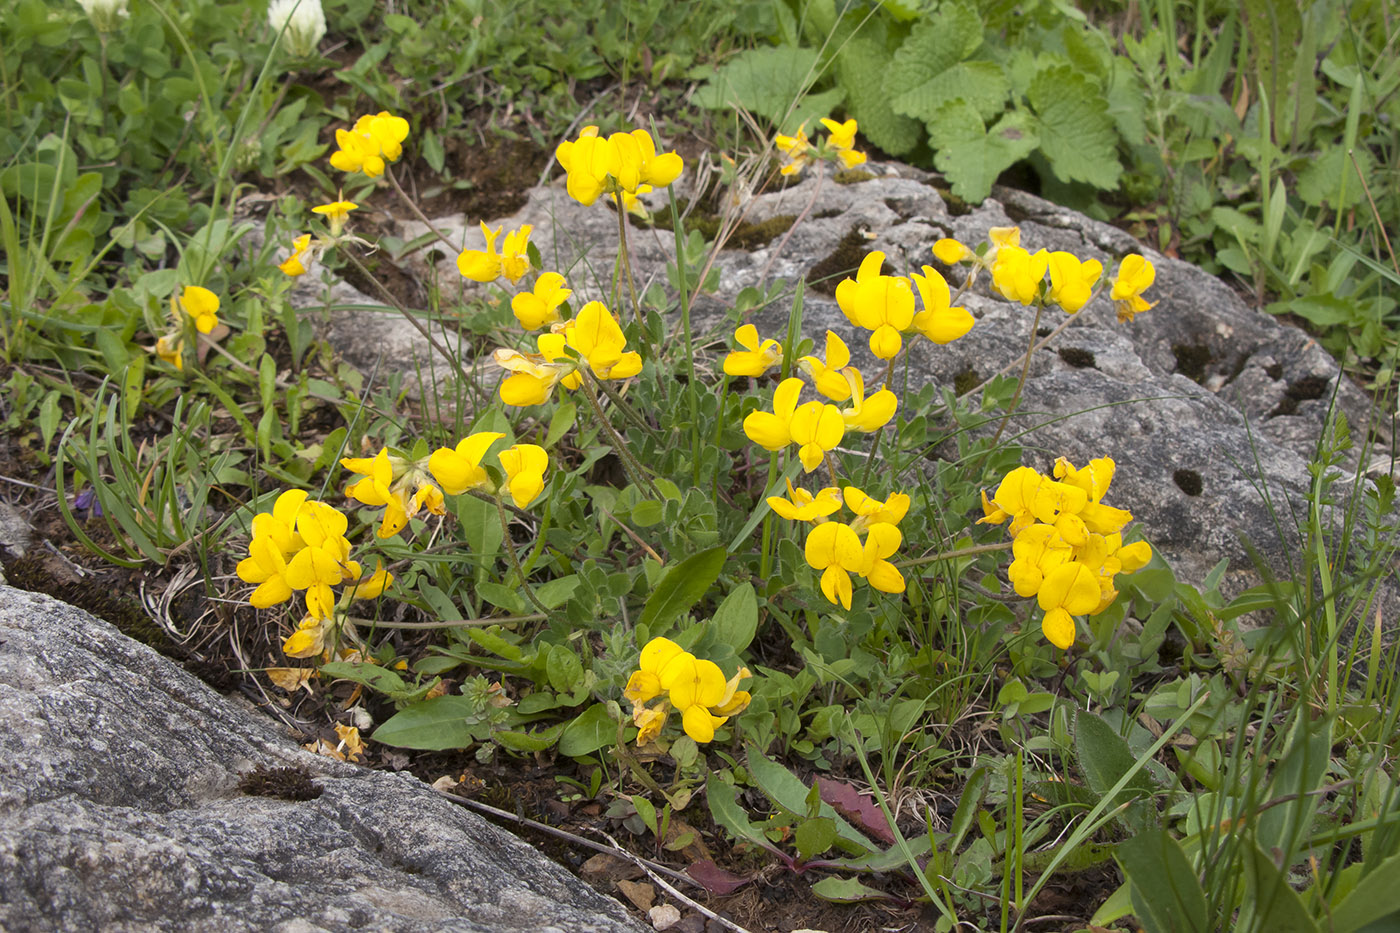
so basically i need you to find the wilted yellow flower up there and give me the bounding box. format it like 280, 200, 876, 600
154, 333, 184, 370
1110, 254, 1156, 322
279, 233, 313, 277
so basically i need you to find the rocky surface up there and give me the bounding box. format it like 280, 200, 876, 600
0, 585, 646, 933
313, 161, 1395, 601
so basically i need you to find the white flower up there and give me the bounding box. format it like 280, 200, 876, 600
267, 0, 326, 58
77, 0, 129, 33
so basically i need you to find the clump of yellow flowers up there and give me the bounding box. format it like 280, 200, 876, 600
775, 118, 868, 176
978, 457, 1152, 650
624, 637, 751, 745
151, 285, 220, 371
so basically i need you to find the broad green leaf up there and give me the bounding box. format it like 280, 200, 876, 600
795, 817, 838, 861
639, 546, 727, 630
557, 702, 615, 757
1256, 715, 1331, 857
1243, 840, 1321, 933
928, 102, 1038, 203
836, 37, 922, 156
319, 660, 409, 698
1332, 852, 1400, 933
711, 582, 758, 653
1073, 708, 1159, 833
545, 643, 583, 693
373, 695, 488, 750
1115, 830, 1209, 933
895, 59, 1007, 123
810, 875, 890, 903
493, 724, 563, 753
455, 492, 501, 563
693, 46, 843, 129
534, 575, 580, 609
706, 774, 781, 854
885, 4, 983, 121
1027, 66, 1121, 190
747, 750, 873, 853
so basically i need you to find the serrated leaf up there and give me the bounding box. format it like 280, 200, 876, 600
1027, 66, 1122, 189
929, 101, 1038, 203
694, 46, 843, 129
885, 3, 983, 119
896, 59, 1007, 123
373, 695, 489, 750
836, 36, 922, 156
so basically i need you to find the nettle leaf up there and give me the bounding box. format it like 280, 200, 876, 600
885, 3, 984, 121
694, 45, 843, 129
1027, 65, 1122, 190
836, 36, 922, 156
929, 101, 1038, 203
899, 60, 1009, 124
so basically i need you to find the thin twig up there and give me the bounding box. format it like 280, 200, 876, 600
593, 830, 755, 933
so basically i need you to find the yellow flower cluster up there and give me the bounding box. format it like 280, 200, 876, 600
341, 434, 550, 539
623, 637, 751, 745
767, 482, 909, 610
733, 327, 900, 473
493, 300, 641, 406
978, 457, 1152, 650
934, 227, 1156, 320
555, 126, 683, 208
329, 111, 410, 178
835, 251, 977, 359
457, 221, 533, 284
151, 285, 220, 371
235, 490, 393, 658
775, 117, 868, 177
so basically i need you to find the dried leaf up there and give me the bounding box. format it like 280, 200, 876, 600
816, 778, 896, 845
266, 667, 315, 693
616, 879, 655, 911
685, 859, 750, 895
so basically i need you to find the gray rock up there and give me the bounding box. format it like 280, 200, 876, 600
0, 585, 646, 933
319, 160, 1396, 600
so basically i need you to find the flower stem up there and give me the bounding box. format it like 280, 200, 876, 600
494, 493, 551, 617
615, 198, 644, 330
387, 167, 458, 250
341, 248, 468, 387
759, 161, 824, 284
580, 377, 663, 503
987, 301, 1045, 450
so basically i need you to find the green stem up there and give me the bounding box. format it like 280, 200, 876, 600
388, 167, 458, 250
668, 189, 701, 487
494, 494, 550, 617
987, 300, 1045, 451
615, 198, 643, 330
341, 248, 467, 386
579, 377, 663, 502
898, 540, 1011, 570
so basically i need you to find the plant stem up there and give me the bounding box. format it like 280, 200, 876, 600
579, 377, 663, 502
495, 493, 551, 617
387, 167, 458, 250
987, 300, 1045, 450
341, 247, 467, 386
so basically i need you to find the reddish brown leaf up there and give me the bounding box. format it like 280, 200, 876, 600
686, 860, 751, 895
816, 777, 896, 845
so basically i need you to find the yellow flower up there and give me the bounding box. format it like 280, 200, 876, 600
493, 344, 572, 406
611, 129, 684, 193
910, 265, 975, 344
312, 198, 358, 236
658, 653, 729, 744
279, 233, 313, 277
842, 487, 910, 531
554, 126, 682, 207
555, 126, 616, 206
236, 489, 309, 609
991, 246, 1049, 306
1038, 561, 1102, 650
932, 238, 975, 266
804, 521, 865, 610
497, 443, 548, 508
178, 285, 220, 334
1046, 252, 1103, 314
632, 703, 668, 745
511, 272, 571, 330
775, 125, 811, 177
819, 117, 867, 168
624, 636, 686, 705
836, 368, 897, 434
1110, 254, 1156, 322
565, 301, 642, 381
766, 478, 842, 523
341, 560, 394, 604
283, 500, 357, 620
458, 222, 534, 284
339, 448, 445, 539
723, 324, 784, 377
283, 612, 328, 658
743, 376, 802, 453
428, 432, 506, 496
858, 522, 905, 595
330, 112, 409, 177
154, 333, 184, 370
795, 330, 854, 402
834, 251, 915, 360
790, 399, 846, 474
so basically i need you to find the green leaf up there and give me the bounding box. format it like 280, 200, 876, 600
693, 46, 843, 129
1115, 830, 1209, 933
809, 875, 890, 903
477, 582, 528, 613
929, 102, 1038, 203
1073, 708, 1159, 833
885, 4, 984, 121
493, 724, 563, 753
1027, 66, 1122, 190
795, 817, 838, 861
711, 582, 758, 653
421, 128, 445, 174
319, 660, 410, 697
456, 492, 502, 563
746, 750, 872, 854
557, 702, 615, 757
1332, 852, 1400, 933
545, 643, 583, 693
706, 774, 781, 854
896, 59, 1007, 123
836, 37, 922, 156
373, 695, 488, 750
632, 794, 658, 836
1243, 841, 1321, 933
639, 546, 727, 630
